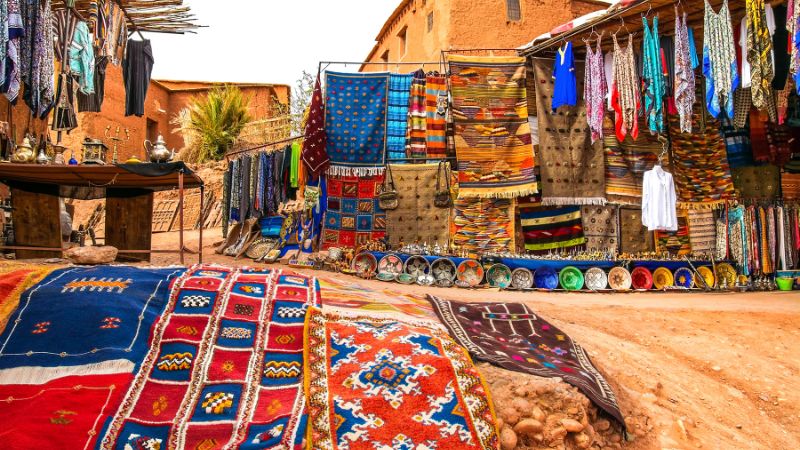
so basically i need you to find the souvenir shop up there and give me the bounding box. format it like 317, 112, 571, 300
217, 0, 800, 292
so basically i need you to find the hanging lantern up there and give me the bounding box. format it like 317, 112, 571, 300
81, 137, 108, 165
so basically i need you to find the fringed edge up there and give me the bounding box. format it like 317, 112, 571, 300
541, 197, 608, 206
0, 359, 135, 385
456, 184, 539, 200
326, 165, 386, 177
677, 200, 728, 210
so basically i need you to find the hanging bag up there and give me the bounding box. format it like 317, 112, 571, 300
378, 165, 399, 210
435, 161, 452, 208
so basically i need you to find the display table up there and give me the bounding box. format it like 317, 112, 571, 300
0, 162, 204, 263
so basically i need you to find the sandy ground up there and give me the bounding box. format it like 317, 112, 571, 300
101, 229, 800, 448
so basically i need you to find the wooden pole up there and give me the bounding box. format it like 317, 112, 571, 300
198, 184, 204, 264
178, 169, 184, 265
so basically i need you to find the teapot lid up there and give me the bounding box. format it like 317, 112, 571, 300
17, 137, 32, 149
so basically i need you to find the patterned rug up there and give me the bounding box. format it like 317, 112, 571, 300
407, 71, 427, 160
604, 116, 668, 205
687, 209, 717, 256
0, 266, 183, 384
619, 207, 654, 254
533, 57, 605, 205
427, 296, 625, 430
304, 307, 499, 450
782, 171, 800, 200
0, 263, 59, 335
387, 73, 413, 161
449, 55, 538, 198
324, 71, 388, 175
317, 277, 438, 323
582, 206, 619, 255
453, 197, 515, 253
425, 74, 448, 159
732, 165, 781, 199
100, 265, 318, 450
385, 164, 451, 248
719, 116, 754, 169
321, 173, 387, 249
655, 211, 692, 256
520, 206, 586, 253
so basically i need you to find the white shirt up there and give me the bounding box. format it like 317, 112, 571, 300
739, 3, 776, 88
642, 165, 678, 232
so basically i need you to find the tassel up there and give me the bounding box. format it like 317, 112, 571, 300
541, 197, 608, 206
326, 165, 386, 177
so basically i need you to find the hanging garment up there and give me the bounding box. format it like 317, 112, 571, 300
703, 0, 739, 119
3, 0, 21, 100
584, 39, 606, 143
77, 56, 108, 112
746, 0, 775, 109
301, 73, 329, 178
641, 165, 678, 232
425, 73, 448, 158
290, 140, 300, 188
687, 26, 700, 69
51, 73, 77, 132
0, 0, 7, 87
52, 9, 77, 63
22, 0, 55, 118
122, 39, 153, 117
406, 69, 427, 159
552, 41, 577, 110
642, 16, 665, 134
69, 21, 95, 94
772, 4, 789, 90
674, 9, 696, 133
729, 205, 749, 275
386, 73, 412, 161
740, 3, 776, 88
612, 34, 640, 141
604, 51, 614, 109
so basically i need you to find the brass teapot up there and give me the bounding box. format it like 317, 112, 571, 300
143, 134, 175, 163
10, 137, 35, 163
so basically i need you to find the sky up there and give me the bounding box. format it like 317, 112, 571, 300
148, 0, 400, 88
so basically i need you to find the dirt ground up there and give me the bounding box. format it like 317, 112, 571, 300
91, 229, 800, 448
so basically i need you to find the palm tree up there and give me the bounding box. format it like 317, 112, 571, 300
178, 85, 252, 163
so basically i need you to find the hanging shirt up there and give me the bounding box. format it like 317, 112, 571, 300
744, 0, 775, 109
584, 39, 606, 143
551, 41, 576, 110
642, 165, 678, 232
290, 140, 301, 188
703, 0, 740, 119
611, 34, 640, 141
69, 21, 95, 94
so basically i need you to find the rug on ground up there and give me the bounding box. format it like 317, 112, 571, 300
100, 265, 319, 449
427, 296, 625, 431
0, 263, 60, 335
321, 173, 386, 250
304, 306, 499, 450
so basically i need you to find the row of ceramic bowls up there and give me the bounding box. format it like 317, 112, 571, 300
351, 252, 735, 290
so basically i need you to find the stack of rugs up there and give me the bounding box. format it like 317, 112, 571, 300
0, 263, 627, 448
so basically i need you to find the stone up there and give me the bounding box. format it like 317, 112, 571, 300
501, 407, 520, 425
573, 431, 593, 449
531, 406, 547, 422
561, 418, 584, 433
64, 246, 118, 265
499, 426, 518, 450
547, 425, 568, 443
511, 397, 531, 413
513, 418, 544, 436
594, 419, 611, 432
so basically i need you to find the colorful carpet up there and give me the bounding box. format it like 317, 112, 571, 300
304, 307, 499, 450
782, 171, 800, 200
387, 73, 413, 161
687, 209, 717, 256
0, 266, 183, 384
317, 277, 438, 324
604, 116, 670, 205
407, 71, 427, 160
453, 197, 515, 253
449, 55, 538, 199
582, 206, 619, 255
655, 211, 691, 256
619, 207, 654, 254
427, 296, 625, 430
321, 173, 387, 250
533, 57, 605, 205
100, 265, 318, 449
425, 74, 448, 159
732, 165, 781, 199
0, 264, 59, 335
324, 71, 388, 175
520, 206, 586, 253
385, 164, 451, 248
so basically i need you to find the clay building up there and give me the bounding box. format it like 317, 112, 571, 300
362, 0, 610, 70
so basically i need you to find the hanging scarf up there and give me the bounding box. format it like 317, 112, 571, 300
222, 163, 231, 237
674, 9, 696, 133
406, 69, 427, 159
746, 0, 775, 109
290, 140, 300, 188
301, 73, 329, 178
729, 206, 749, 275
703, 0, 740, 119
642, 16, 665, 133
612, 34, 640, 141
585, 38, 606, 143
230, 159, 241, 222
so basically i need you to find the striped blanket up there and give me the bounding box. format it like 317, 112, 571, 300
520, 206, 586, 253
425, 74, 448, 158
406, 70, 427, 160
387, 73, 413, 161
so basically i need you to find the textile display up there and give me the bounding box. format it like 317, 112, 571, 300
100, 265, 318, 449
520, 205, 586, 252
406, 70, 427, 160
720, 116, 754, 168
0, 373, 132, 449
302, 73, 330, 178
387, 73, 413, 161
782, 171, 800, 200
425, 74, 448, 159
321, 173, 386, 250
427, 296, 625, 429
533, 57, 606, 205
655, 211, 692, 255
449, 54, 538, 198
732, 165, 781, 199
0, 266, 183, 384
0, 264, 58, 335
317, 277, 438, 323
668, 113, 736, 208
453, 197, 514, 253
304, 307, 499, 450
324, 71, 388, 175
122, 39, 153, 117
620, 207, 654, 254
642, 165, 678, 232
604, 117, 668, 205
552, 41, 577, 110
582, 206, 619, 255
385, 164, 451, 247
687, 209, 717, 256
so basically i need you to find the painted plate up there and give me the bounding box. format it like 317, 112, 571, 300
534, 267, 559, 290
396, 273, 415, 284
486, 264, 512, 289
608, 267, 632, 291
584, 267, 608, 290
376, 271, 396, 282
715, 263, 737, 287
416, 273, 436, 286
673, 267, 694, 288
377, 254, 404, 276
405, 255, 431, 278
431, 258, 458, 283
457, 259, 485, 287
631, 267, 653, 290
351, 252, 378, 278
244, 237, 277, 260
559, 266, 584, 291
511, 268, 534, 289
696, 266, 716, 288
652, 267, 674, 290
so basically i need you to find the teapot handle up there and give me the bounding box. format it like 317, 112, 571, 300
143, 140, 152, 152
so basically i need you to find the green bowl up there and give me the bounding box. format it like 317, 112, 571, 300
776, 277, 794, 291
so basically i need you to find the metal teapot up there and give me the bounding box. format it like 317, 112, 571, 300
10, 137, 35, 163
143, 134, 175, 163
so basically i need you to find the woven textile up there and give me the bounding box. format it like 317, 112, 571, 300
449, 55, 538, 198
533, 57, 606, 205
425, 74, 448, 159
317, 276, 438, 323
687, 209, 717, 256
324, 71, 388, 175
603, 116, 666, 205
406, 71, 427, 160
304, 307, 499, 450
719, 116, 754, 168
385, 164, 450, 247
0, 266, 183, 384
782, 171, 800, 200
520, 206, 586, 252
655, 211, 691, 255
619, 207, 654, 254
732, 165, 781, 199
321, 174, 386, 249
387, 73, 413, 161
453, 197, 514, 253
0, 264, 57, 335
101, 266, 319, 449
427, 296, 625, 429
582, 206, 619, 255
302, 74, 330, 177
0, 373, 132, 449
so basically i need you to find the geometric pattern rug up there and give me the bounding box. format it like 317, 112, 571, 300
0, 263, 60, 335
321, 173, 387, 250
304, 307, 499, 450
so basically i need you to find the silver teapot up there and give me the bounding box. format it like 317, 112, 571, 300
143, 134, 175, 163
